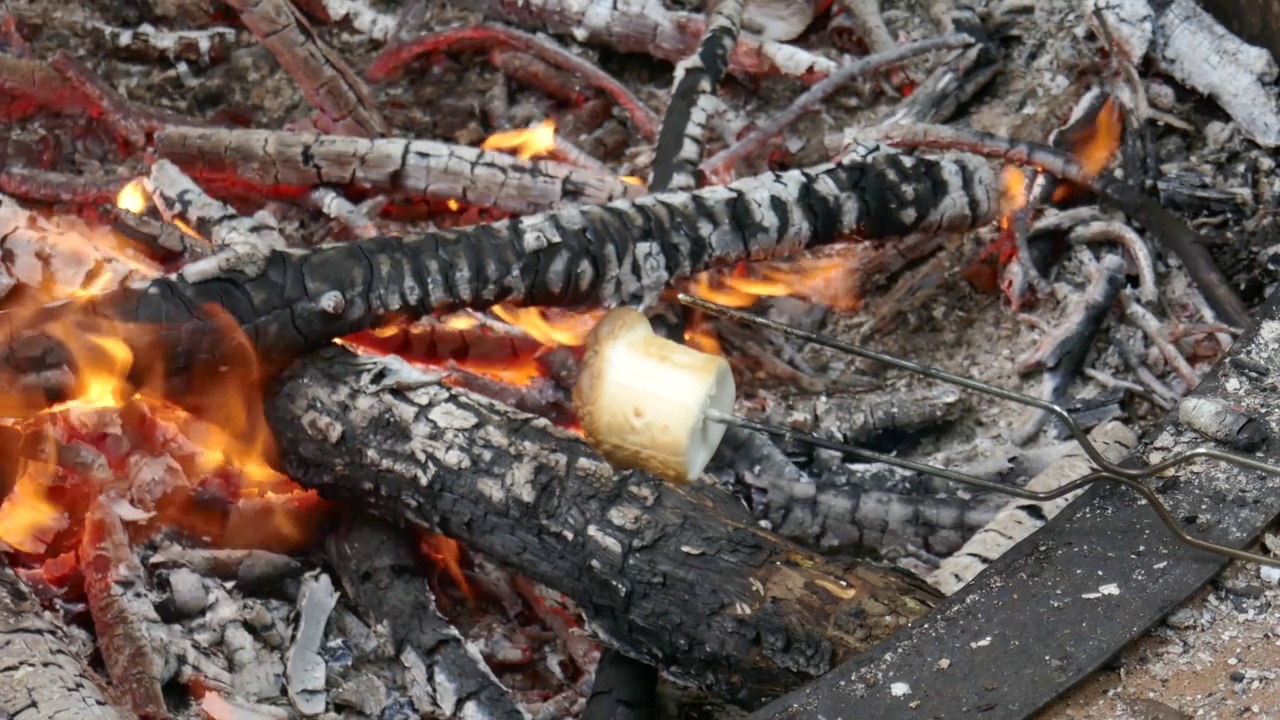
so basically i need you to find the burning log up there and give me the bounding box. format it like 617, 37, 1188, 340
648, 0, 746, 191
266, 347, 941, 707
0, 561, 134, 720
153, 125, 643, 215
1, 144, 994, 403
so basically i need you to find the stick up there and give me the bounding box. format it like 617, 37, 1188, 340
872, 122, 1252, 327
650, 0, 747, 191
702, 34, 973, 179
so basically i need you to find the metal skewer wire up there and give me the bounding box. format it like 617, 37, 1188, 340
677, 292, 1280, 569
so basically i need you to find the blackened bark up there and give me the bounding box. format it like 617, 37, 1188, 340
0, 144, 995, 399
267, 348, 940, 709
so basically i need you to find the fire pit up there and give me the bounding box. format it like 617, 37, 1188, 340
1, 0, 1278, 718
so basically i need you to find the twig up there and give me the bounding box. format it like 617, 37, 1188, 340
1122, 290, 1200, 389
1013, 252, 1128, 444
872, 122, 1252, 327
489, 47, 589, 104
307, 187, 379, 240
368, 24, 661, 141
701, 34, 973, 179
1067, 220, 1158, 304
0, 166, 127, 205
834, 0, 910, 89
650, 0, 747, 191
223, 0, 389, 137
112, 208, 215, 263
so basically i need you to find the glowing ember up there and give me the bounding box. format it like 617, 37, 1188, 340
490, 304, 604, 347
618, 175, 644, 185
0, 202, 312, 555
446, 198, 461, 212
482, 118, 558, 160
115, 178, 149, 215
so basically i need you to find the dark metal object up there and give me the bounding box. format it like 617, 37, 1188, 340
1202, 0, 1280, 62
740, 291, 1280, 719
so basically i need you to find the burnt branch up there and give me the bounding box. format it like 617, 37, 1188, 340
491, 0, 838, 80
224, 0, 389, 136
13, 144, 995, 392
153, 125, 642, 215
267, 348, 941, 708
650, 0, 746, 191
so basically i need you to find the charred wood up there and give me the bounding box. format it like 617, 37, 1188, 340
267, 348, 941, 708
223, 0, 389, 137
327, 517, 529, 720
582, 649, 658, 720
490, 0, 839, 79
6, 145, 994, 401
649, 0, 746, 191
153, 125, 642, 215
0, 562, 136, 720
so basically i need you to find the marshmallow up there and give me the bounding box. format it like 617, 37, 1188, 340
573, 307, 735, 483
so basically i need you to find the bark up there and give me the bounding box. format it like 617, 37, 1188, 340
153, 126, 642, 215
4, 145, 995, 398
0, 563, 136, 720
267, 348, 941, 709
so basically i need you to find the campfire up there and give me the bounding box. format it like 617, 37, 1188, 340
1, 0, 1278, 718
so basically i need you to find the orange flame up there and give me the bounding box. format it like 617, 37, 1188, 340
116, 178, 149, 215
1053, 97, 1124, 202
998, 166, 1029, 231
490, 304, 605, 347
419, 530, 474, 603
0, 192, 310, 554
482, 119, 558, 160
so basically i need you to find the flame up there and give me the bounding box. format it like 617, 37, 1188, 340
490, 304, 604, 347
619, 176, 644, 185
0, 201, 310, 554
419, 530, 474, 603
481, 119, 557, 160
0, 456, 62, 554
1052, 97, 1124, 202
686, 258, 851, 311
116, 178, 149, 215
998, 166, 1029, 232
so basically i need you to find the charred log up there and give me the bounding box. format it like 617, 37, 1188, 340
3, 145, 995, 400
267, 348, 941, 709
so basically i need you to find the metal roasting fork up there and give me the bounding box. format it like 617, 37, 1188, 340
676, 293, 1280, 569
